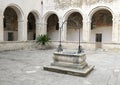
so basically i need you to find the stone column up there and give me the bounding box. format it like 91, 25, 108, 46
112, 16, 119, 43
18, 19, 27, 41
59, 18, 63, 41
0, 14, 4, 41
0, 1, 4, 41
36, 21, 41, 37
82, 17, 91, 42
61, 19, 67, 41
41, 22, 47, 35
118, 18, 120, 43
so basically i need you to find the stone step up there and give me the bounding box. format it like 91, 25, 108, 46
43, 65, 94, 77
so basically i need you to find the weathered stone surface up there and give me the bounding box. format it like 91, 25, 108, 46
1, 49, 120, 85
52, 52, 88, 69
0, 41, 36, 51
44, 65, 94, 77
53, 0, 114, 8
44, 51, 94, 76
0, 0, 120, 50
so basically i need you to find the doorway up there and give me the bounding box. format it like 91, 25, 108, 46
8, 32, 14, 41
96, 33, 102, 48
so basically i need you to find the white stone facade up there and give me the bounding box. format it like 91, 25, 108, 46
0, 0, 120, 51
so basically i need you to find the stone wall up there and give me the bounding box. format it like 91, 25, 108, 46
51, 41, 120, 51
0, 41, 36, 51
0, 41, 120, 52
0, 0, 120, 51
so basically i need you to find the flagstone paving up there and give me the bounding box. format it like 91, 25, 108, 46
0, 49, 120, 85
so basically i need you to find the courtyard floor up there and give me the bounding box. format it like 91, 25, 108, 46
0, 49, 120, 85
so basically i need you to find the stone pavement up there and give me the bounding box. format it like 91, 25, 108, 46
0, 49, 120, 85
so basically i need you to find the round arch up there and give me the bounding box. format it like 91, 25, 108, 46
90, 6, 113, 48
43, 11, 59, 24
63, 9, 84, 21
63, 9, 83, 42
42, 11, 59, 35
3, 4, 25, 41
27, 10, 41, 23
43, 11, 59, 41
27, 10, 41, 40
3, 3, 24, 21
89, 6, 114, 20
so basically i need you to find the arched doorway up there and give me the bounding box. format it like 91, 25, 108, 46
47, 14, 59, 41
91, 9, 113, 48
67, 12, 83, 42
27, 13, 36, 40
3, 7, 18, 41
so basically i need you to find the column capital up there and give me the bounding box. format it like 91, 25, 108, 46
82, 19, 91, 23
59, 18, 64, 24
58, 17, 63, 20
82, 17, 91, 42
36, 22, 41, 24
40, 22, 47, 25
2, 15, 4, 19
18, 20, 24, 22
99, 0, 105, 3
42, 22, 47, 25
112, 14, 120, 20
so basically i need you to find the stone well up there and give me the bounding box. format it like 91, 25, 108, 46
44, 51, 94, 77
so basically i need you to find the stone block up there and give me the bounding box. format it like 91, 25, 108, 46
44, 51, 94, 77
